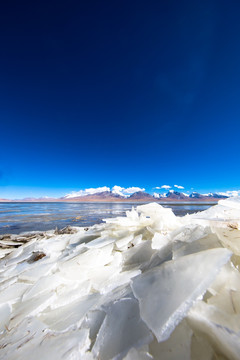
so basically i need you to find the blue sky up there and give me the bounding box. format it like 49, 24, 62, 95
1, 0, 240, 199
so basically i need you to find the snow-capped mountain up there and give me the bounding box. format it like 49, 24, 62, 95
0, 188, 231, 202
166, 191, 189, 200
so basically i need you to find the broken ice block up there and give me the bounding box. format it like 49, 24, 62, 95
131, 248, 231, 342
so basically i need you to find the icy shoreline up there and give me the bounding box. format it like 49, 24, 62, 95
1, 198, 240, 359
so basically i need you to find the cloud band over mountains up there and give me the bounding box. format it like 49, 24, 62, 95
64, 186, 145, 199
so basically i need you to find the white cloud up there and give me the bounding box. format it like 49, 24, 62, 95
160, 185, 171, 189
123, 186, 145, 194
112, 185, 145, 197
64, 186, 110, 198
153, 192, 160, 198
155, 186, 161, 189
174, 185, 184, 189
65, 185, 146, 199
217, 190, 240, 197
111, 185, 124, 196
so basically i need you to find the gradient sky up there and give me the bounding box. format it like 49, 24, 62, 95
1, 0, 240, 198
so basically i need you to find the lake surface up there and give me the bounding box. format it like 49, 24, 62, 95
0, 202, 214, 234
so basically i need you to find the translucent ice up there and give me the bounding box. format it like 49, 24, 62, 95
131, 248, 231, 342
92, 298, 153, 359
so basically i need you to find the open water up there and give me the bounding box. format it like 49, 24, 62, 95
0, 202, 215, 235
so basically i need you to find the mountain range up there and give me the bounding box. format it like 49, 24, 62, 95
0, 191, 228, 202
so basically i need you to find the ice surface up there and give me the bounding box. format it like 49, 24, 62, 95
1, 198, 240, 359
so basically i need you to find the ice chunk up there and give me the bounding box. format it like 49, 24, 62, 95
3, 241, 37, 266
123, 346, 153, 359
148, 320, 192, 360
211, 224, 240, 255
172, 233, 222, 259
97, 283, 134, 310
22, 273, 64, 301
151, 232, 169, 250
115, 234, 134, 251
0, 303, 11, 333
81, 309, 106, 347
77, 244, 114, 268
131, 248, 231, 342
206, 262, 240, 314
0, 276, 17, 292
122, 240, 155, 269
85, 236, 116, 248
4, 328, 90, 360
0, 317, 47, 359
190, 333, 214, 360
170, 224, 211, 244
0, 282, 31, 305
50, 280, 92, 309
190, 198, 240, 223
137, 203, 180, 232
0, 248, 14, 258
219, 196, 240, 210
188, 301, 240, 360
97, 269, 141, 294
9, 292, 56, 329
39, 293, 100, 331
140, 241, 172, 272
92, 298, 153, 360
18, 262, 56, 282
39, 234, 70, 255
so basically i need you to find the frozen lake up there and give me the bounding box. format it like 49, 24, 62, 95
0, 202, 214, 234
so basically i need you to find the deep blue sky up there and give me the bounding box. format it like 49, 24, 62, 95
1, 0, 240, 198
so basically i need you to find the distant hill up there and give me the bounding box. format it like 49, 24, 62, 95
62, 191, 122, 202
129, 191, 154, 200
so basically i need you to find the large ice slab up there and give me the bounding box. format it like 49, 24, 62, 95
92, 298, 153, 359
131, 248, 231, 342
